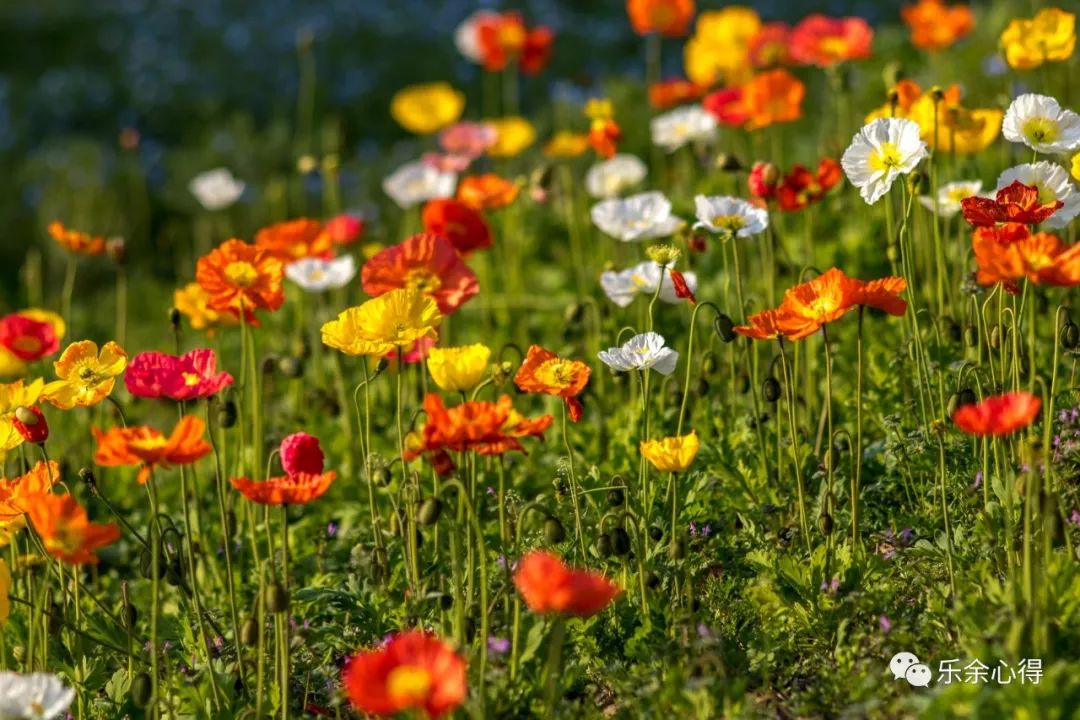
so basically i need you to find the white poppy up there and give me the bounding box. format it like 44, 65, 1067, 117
454, 10, 498, 65
383, 161, 457, 209
1002, 94, 1080, 155
0, 672, 75, 720
598, 332, 679, 375
600, 261, 697, 307
585, 154, 648, 199
841, 118, 928, 204
917, 180, 983, 217
189, 167, 245, 211
650, 106, 717, 153
590, 191, 684, 242
996, 161, 1080, 228
692, 195, 768, 236
286, 255, 357, 293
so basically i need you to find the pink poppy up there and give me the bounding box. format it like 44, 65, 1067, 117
125, 348, 234, 401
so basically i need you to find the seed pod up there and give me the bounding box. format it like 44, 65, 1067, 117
607, 488, 625, 507
610, 528, 631, 556
762, 377, 781, 403
1061, 321, 1080, 350
544, 517, 566, 544
596, 533, 613, 557
374, 466, 392, 487
241, 617, 259, 647
131, 672, 154, 708
818, 513, 834, 536
669, 538, 686, 560
78, 467, 98, 496
963, 325, 978, 347
265, 582, 290, 613
278, 356, 305, 379
713, 314, 737, 343
418, 498, 442, 526
217, 399, 238, 428
139, 548, 166, 580
989, 325, 1001, 350
649, 526, 663, 542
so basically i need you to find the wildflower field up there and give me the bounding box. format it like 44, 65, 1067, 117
5, 0, 1080, 717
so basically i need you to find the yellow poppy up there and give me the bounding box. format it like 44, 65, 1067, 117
640, 430, 700, 472
1000, 8, 1076, 70
390, 83, 466, 135
42, 340, 128, 410
322, 289, 442, 357
684, 7, 761, 88
543, 131, 590, 158
486, 117, 536, 158
174, 282, 237, 336
866, 83, 1001, 156
427, 344, 491, 392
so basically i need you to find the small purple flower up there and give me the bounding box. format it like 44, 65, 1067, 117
327, 521, 338, 537
701, 524, 712, 538
496, 555, 507, 569
688, 521, 697, 536
820, 576, 840, 594
971, 470, 983, 490
1070, 509, 1080, 528
898, 528, 914, 546
487, 636, 510, 654
696, 623, 712, 639
213, 635, 224, 651
486, 486, 496, 496
879, 615, 892, 634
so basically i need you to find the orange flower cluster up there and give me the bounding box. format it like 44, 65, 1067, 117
952, 392, 1041, 436
47, 221, 107, 256
736, 268, 907, 341
514, 345, 591, 422
195, 239, 285, 324
972, 225, 1080, 291
93, 415, 212, 484
702, 69, 805, 131
513, 551, 621, 617
254, 218, 332, 262
901, 0, 974, 52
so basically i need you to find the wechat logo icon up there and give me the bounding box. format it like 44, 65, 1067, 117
890, 652, 932, 687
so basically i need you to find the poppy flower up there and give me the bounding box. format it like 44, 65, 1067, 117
286, 256, 357, 293
734, 309, 786, 340
41, 340, 128, 410
11, 405, 48, 445
0, 309, 64, 366
456, 174, 520, 211
485, 117, 537, 158
280, 432, 325, 475
640, 430, 699, 472
742, 69, 805, 130
362, 234, 479, 314
901, 0, 974, 52
254, 218, 332, 263
651, 106, 717, 151
841, 118, 928, 205
324, 213, 365, 246
195, 239, 285, 323
997, 162, 1080, 230
627, 0, 695, 38
865, 81, 1002, 156
173, 282, 238, 336
47, 221, 107, 256
322, 289, 443, 357
669, 268, 696, 303
599, 261, 697, 307
427, 344, 491, 393
190, 167, 245, 211
919, 180, 984, 218
961, 181, 1063, 227
124, 349, 234, 402
789, 15, 873, 68
0, 461, 59, 524
384, 161, 458, 209
587, 108, 622, 160
390, 83, 466, 135
0, 379, 45, 452
585, 154, 648, 199
92, 415, 212, 484
684, 7, 762, 88
459, 11, 552, 75
26, 493, 121, 565
342, 629, 466, 719
513, 551, 620, 617
773, 159, 842, 211
514, 345, 590, 422
230, 471, 337, 505
421, 199, 492, 255
439, 121, 498, 159
592, 191, 684, 242
773, 268, 902, 340
648, 78, 705, 110
703, 87, 752, 127
952, 392, 1041, 436
693, 195, 768, 236
599, 332, 678, 375
748, 22, 792, 66
972, 226, 1080, 289
1000, 8, 1075, 70
0, 672, 75, 719
1002, 94, 1080, 155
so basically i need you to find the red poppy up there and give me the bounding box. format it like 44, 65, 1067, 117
789, 15, 873, 67
734, 309, 786, 340
124, 349, 234, 402
513, 550, 621, 617
669, 269, 696, 303
961, 181, 1063, 227
12, 405, 48, 445
342, 630, 466, 719
749, 22, 792, 67
324, 213, 365, 246
280, 432, 324, 476
748, 162, 782, 199
475, 12, 553, 75
421, 199, 493, 255
93, 416, 212, 484
648, 78, 705, 110
361, 234, 479, 314
972, 226, 1080, 290
952, 392, 1041, 436
0, 314, 59, 362
775, 159, 842, 211
702, 87, 751, 127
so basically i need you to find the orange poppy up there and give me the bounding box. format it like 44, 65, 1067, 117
474, 12, 553, 75
195, 239, 285, 323
972, 226, 1080, 290
361, 234, 479, 314
769, 268, 907, 341
26, 493, 121, 565
47, 221, 107, 256
952, 392, 1041, 436
406, 394, 552, 465
92, 415, 212, 484
456, 174, 519, 211
0, 461, 59, 522
627, 0, 694, 38
230, 472, 337, 505
789, 14, 873, 67
514, 345, 591, 422
588, 117, 622, 159
961, 181, 1063, 228
648, 78, 705, 110
254, 218, 332, 262
513, 550, 621, 617
748, 22, 792, 67
743, 69, 805, 130
901, 0, 974, 52
734, 309, 786, 340
421, 199, 493, 255
342, 629, 466, 719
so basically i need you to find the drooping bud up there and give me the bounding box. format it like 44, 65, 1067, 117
748, 161, 780, 199
12, 406, 48, 444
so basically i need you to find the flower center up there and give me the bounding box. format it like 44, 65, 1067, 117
1022, 116, 1060, 145
225, 261, 259, 288
535, 359, 577, 389
405, 269, 442, 294
182, 372, 201, 387
868, 142, 903, 172
711, 214, 746, 232
807, 296, 840, 318
387, 665, 433, 706
819, 37, 850, 59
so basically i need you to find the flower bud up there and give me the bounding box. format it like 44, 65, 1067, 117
748, 161, 780, 198
278, 356, 305, 379
607, 487, 625, 507
106, 237, 126, 264
543, 517, 566, 544
906, 171, 926, 194
714, 152, 744, 172
169, 307, 182, 332
265, 582, 290, 613
648, 526, 663, 542
596, 532, 613, 557
78, 467, 98, 496
610, 527, 631, 556
989, 325, 1002, 350
131, 672, 153, 708
418, 498, 442, 526
817, 513, 834, 536
241, 617, 260, 647
217, 399, 238, 428
713, 314, 737, 343
1061, 321, 1079, 350
963, 325, 978, 347
12, 406, 48, 444
762, 377, 781, 403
